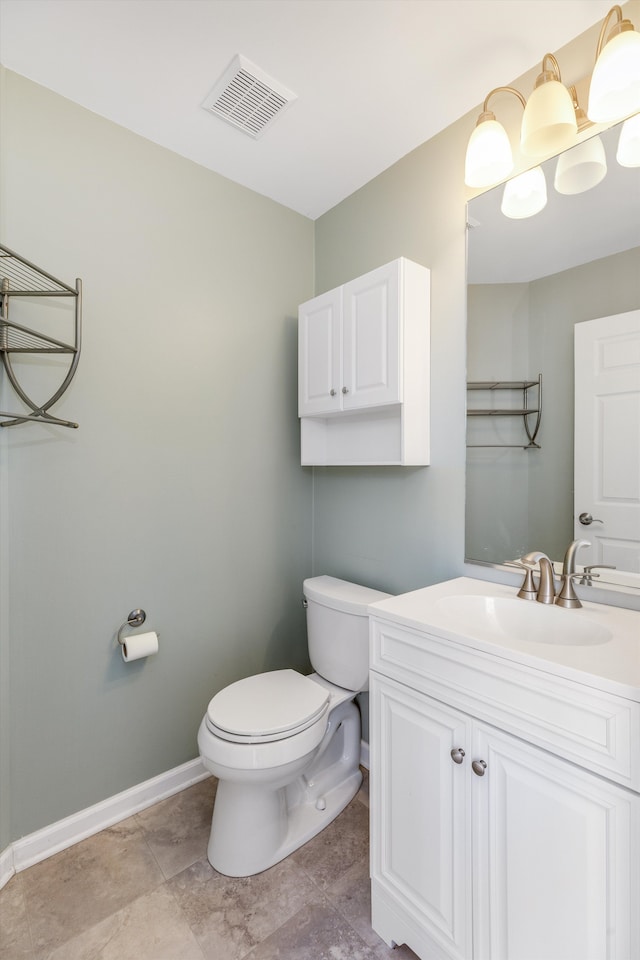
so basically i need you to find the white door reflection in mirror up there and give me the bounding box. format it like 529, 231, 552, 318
574, 310, 640, 577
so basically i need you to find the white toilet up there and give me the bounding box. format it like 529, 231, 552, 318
197, 575, 390, 877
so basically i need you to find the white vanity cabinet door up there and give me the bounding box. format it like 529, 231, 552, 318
298, 287, 342, 416
370, 665, 639, 960
472, 722, 639, 960
370, 673, 473, 960
341, 261, 400, 411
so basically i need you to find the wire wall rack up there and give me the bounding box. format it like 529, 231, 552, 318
0, 243, 82, 428
466, 375, 542, 449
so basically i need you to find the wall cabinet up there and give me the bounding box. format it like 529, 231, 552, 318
298, 258, 430, 465
369, 617, 639, 960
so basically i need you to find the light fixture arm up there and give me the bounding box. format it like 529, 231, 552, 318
568, 85, 593, 132
479, 85, 526, 123
535, 53, 563, 87
594, 5, 630, 59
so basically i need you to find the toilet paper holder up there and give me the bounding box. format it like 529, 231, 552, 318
117, 608, 147, 645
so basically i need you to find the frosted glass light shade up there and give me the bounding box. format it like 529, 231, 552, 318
616, 112, 640, 166
588, 28, 640, 122
521, 80, 577, 157
501, 166, 547, 219
465, 118, 514, 187
554, 135, 607, 194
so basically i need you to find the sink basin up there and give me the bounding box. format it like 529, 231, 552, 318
435, 595, 613, 647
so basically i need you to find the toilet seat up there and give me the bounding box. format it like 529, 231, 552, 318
206, 669, 330, 744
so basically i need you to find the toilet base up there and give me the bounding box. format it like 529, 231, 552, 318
209, 766, 362, 878
207, 698, 362, 877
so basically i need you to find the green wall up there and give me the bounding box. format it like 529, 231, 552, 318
312, 111, 470, 595
0, 69, 314, 846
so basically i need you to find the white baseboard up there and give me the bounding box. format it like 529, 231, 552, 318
0, 757, 209, 889
0, 844, 14, 890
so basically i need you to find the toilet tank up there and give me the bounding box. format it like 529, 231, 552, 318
303, 576, 391, 692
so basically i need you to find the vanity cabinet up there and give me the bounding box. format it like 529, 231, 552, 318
298, 258, 430, 465
369, 616, 639, 960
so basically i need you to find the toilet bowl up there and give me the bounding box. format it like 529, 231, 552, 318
197, 576, 390, 877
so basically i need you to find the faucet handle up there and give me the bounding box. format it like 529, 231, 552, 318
579, 564, 615, 586
555, 571, 594, 609
505, 559, 538, 601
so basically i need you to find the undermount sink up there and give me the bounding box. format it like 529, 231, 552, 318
435, 594, 613, 647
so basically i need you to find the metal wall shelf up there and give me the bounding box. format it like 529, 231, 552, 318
0, 244, 81, 428
466, 375, 542, 449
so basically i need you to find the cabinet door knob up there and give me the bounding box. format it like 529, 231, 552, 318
342, 386, 349, 394
329, 389, 337, 396
450, 747, 465, 764
472, 759, 487, 777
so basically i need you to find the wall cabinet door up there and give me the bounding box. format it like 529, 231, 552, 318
472, 722, 638, 960
298, 257, 430, 465
341, 260, 400, 411
370, 674, 472, 960
298, 287, 342, 416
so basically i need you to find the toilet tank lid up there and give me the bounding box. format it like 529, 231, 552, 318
303, 576, 391, 615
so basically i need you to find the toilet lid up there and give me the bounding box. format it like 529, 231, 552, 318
206, 669, 330, 741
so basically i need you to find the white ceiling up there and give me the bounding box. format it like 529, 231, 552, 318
0, 0, 617, 219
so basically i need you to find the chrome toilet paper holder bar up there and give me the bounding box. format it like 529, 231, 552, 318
117, 608, 147, 645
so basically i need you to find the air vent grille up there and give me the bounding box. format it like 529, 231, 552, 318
203, 55, 296, 139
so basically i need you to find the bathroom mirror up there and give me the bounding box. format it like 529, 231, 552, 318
466, 118, 640, 590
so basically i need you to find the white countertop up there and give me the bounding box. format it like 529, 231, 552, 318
369, 577, 640, 702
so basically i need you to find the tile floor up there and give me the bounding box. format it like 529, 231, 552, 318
0, 771, 419, 960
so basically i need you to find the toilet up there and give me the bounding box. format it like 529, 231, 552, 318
197, 575, 390, 877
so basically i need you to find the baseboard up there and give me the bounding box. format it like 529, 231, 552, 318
360, 738, 370, 769
0, 843, 14, 890
0, 757, 209, 888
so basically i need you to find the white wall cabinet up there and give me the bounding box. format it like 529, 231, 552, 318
369, 618, 639, 960
298, 258, 430, 465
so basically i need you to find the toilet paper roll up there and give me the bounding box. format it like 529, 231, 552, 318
121, 630, 159, 662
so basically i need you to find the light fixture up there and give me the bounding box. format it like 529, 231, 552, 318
588, 5, 640, 122
554, 135, 607, 194
616, 112, 640, 166
465, 6, 640, 190
554, 86, 606, 194
501, 166, 547, 219
521, 54, 577, 157
464, 87, 526, 188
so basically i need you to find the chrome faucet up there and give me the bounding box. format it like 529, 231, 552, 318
555, 539, 590, 609
521, 551, 556, 604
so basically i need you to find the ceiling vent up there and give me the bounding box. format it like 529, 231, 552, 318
202, 54, 297, 139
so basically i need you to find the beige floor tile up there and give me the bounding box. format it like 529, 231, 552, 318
20, 817, 164, 957
323, 856, 420, 959
324, 855, 377, 945
243, 898, 380, 960
136, 777, 216, 880
0, 874, 35, 960
169, 854, 322, 960
46, 884, 205, 960
357, 766, 370, 808
291, 794, 370, 891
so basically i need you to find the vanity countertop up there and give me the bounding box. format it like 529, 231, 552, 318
369, 577, 640, 702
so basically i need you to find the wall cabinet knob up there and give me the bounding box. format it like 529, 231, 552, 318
450, 747, 465, 764
472, 759, 487, 777
342, 386, 349, 394
329, 389, 336, 396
